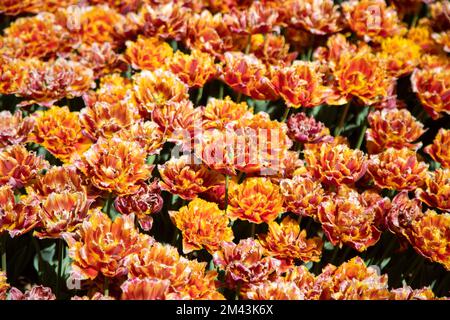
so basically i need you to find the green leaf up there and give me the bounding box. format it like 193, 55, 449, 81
324, 241, 334, 251
380, 257, 391, 270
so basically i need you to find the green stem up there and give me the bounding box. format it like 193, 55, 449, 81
281, 106, 290, 122
307, 34, 315, 61
1, 233, 6, 274
355, 122, 368, 150
236, 92, 242, 103
340, 246, 352, 265
355, 105, 370, 149
237, 172, 246, 184
244, 33, 252, 55
410, 4, 422, 28
31, 236, 42, 275
388, 189, 397, 199
379, 239, 397, 266
305, 218, 313, 234
105, 193, 113, 218
218, 83, 224, 99
410, 258, 425, 285
334, 102, 350, 136
250, 223, 256, 238
171, 228, 179, 247
330, 246, 339, 265
170, 40, 178, 51
56, 238, 64, 298
417, 109, 427, 122
235, 283, 242, 300
104, 277, 110, 297
224, 175, 230, 214
196, 87, 204, 106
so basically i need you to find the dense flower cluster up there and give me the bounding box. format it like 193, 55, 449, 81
0, 0, 449, 301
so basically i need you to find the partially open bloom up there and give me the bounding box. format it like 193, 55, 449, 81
114, 121, 165, 156
222, 52, 278, 101
139, 3, 189, 41
88, 0, 140, 14
115, 181, 163, 231
133, 70, 189, 116
71, 292, 115, 300
0, 185, 38, 237
390, 286, 437, 300
16, 58, 94, 107
286, 113, 331, 144
26, 165, 89, 199
366, 108, 426, 154
169, 198, 233, 254
8, 285, 55, 300
64, 209, 142, 280
0, 0, 35, 15
228, 178, 283, 224
0, 111, 34, 148
126, 241, 224, 299
421, 49, 450, 69
280, 175, 324, 218
405, 210, 450, 271
416, 169, 450, 212
68, 42, 126, 79
385, 191, 423, 236
250, 34, 297, 67
202, 96, 253, 130
229, 112, 293, 175
0, 56, 26, 95
433, 31, 450, 53
82, 73, 134, 108
333, 51, 393, 105
224, 2, 278, 35
318, 187, 385, 251
272, 61, 331, 108
0, 145, 48, 189
194, 128, 239, 176
185, 10, 235, 58
288, 0, 343, 35
0, 271, 9, 300
312, 257, 390, 300
158, 155, 224, 200
258, 216, 323, 266
124, 36, 173, 71
57, 5, 127, 48
378, 36, 421, 77
33, 191, 91, 239
75, 137, 153, 195
424, 129, 450, 169
314, 33, 361, 70
213, 239, 281, 290
80, 94, 140, 142
429, 1, 450, 32
411, 66, 450, 119
243, 279, 305, 300
199, 114, 290, 178
408, 24, 441, 54
151, 101, 200, 147
368, 148, 428, 191
273, 150, 305, 182
304, 135, 350, 157
30, 106, 92, 163
121, 278, 173, 300
168, 50, 218, 88
304, 143, 368, 187
0, 13, 70, 60
342, 0, 407, 42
